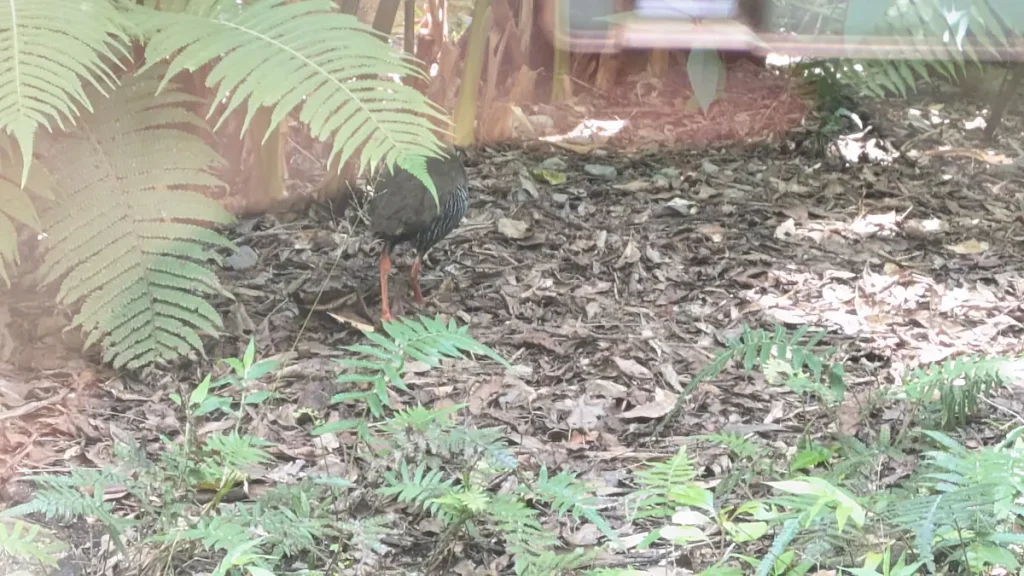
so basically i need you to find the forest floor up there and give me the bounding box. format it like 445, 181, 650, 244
3, 61, 1024, 575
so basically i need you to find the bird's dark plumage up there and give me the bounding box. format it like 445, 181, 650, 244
369, 150, 469, 252
369, 149, 469, 321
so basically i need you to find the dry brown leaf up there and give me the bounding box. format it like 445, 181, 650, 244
620, 388, 677, 420
774, 218, 797, 240
698, 224, 725, 242
497, 218, 530, 239
617, 240, 642, 267
587, 379, 628, 398
565, 396, 606, 430
613, 357, 654, 380
945, 239, 988, 255
614, 179, 652, 192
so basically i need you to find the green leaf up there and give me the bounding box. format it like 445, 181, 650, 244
131, 0, 447, 193
38, 65, 235, 370
242, 390, 272, 404
311, 419, 362, 435
245, 358, 280, 380
0, 0, 132, 185
242, 337, 256, 372
190, 374, 213, 408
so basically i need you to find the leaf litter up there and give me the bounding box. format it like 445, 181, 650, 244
2, 87, 1024, 573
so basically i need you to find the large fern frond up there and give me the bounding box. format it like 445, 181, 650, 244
127, 0, 448, 194
0, 0, 132, 184
38, 66, 236, 370
0, 133, 52, 286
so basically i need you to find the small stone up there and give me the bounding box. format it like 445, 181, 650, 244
225, 245, 258, 270
701, 160, 720, 175
584, 164, 617, 179
540, 157, 567, 170
550, 192, 569, 205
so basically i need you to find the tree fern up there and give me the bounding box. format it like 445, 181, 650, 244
38, 65, 237, 370
0, 133, 52, 285
0, 0, 131, 185
127, 0, 450, 195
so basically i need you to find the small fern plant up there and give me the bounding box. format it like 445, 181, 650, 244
313, 316, 617, 575
0, 518, 67, 570
329, 315, 511, 417
656, 324, 845, 435
367, 404, 611, 576
899, 354, 1013, 429
0, 342, 357, 575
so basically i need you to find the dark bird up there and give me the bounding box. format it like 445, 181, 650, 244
369, 149, 469, 322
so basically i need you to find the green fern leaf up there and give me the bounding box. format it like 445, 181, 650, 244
128, 0, 448, 194
0, 519, 65, 567
0, 0, 132, 185
38, 66, 236, 370
0, 134, 52, 285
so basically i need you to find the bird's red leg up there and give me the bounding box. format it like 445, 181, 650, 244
379, 251, 393, 322
410, 257, 425, 305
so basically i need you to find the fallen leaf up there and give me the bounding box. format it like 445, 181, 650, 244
613, 179, 652, 192
620, 388, 677, 420
529, 168, 567, 185
613, 357, 653, 380
519, 175, 539, 198
617, 240, 642, 267
497, 218, 530, 239
698, 224, 725, 242
774, 218, 797, 240
666, 197, 695, 215
945, 239, 988, 255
